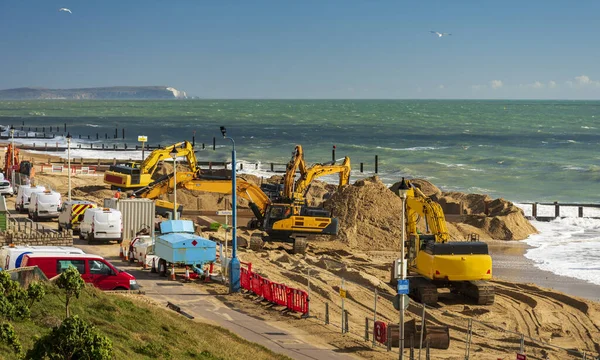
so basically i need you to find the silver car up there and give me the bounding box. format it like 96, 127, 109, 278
0, 180, 14, 196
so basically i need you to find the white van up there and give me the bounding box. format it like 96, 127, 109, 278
15, 185, 46, 212
0, 245, 85, 270
28, 190, 62, 220
79, 208, 123, 243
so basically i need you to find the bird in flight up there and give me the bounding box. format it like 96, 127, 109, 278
430, 31, 451, 37
59, 8, 72, 14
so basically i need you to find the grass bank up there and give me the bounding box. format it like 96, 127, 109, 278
1, 283, 290, 360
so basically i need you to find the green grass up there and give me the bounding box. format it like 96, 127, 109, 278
0, 284, 290, 360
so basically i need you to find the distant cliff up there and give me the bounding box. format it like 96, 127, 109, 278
0, 86, 188, 100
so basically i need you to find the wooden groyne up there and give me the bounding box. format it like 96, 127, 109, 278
522, 202, 600, 221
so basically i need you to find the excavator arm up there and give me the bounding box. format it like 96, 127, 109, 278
404, 184, 451, 243
292, 156, 351, 201
140, 141, 197, 177
282, 145, 308, 200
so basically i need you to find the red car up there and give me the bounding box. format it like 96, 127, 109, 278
22, 254, 138, 291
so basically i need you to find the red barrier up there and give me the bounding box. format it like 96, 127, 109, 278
240, 267, 251, 291
374, 321, 387, 344
250, 273, 264, 297
271, 283, 288, 307
286, 288, 309, 315
261, 278, 274, 303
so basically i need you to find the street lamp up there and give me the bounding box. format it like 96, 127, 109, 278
66, 133, 72, 202
9, 126, 15, 186
170, 147, 178, 220
220, 126, 240, 293
397, 177, 410, 360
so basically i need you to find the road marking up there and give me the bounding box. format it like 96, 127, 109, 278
219, 312, 233, 321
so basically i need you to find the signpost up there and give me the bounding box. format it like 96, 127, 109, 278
138, 135, 148, 160
217, 210, 232, 276
397, 279, 409, 295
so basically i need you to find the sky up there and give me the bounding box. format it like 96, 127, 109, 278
2, 1, 600, 99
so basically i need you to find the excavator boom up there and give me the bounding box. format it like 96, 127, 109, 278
292, 156, 351, 201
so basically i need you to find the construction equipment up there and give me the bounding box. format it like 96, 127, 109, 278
395, 177, 494, 305
280, 145, 351, 204
103, 141, 197, 190
3, 144, 32, 179
133, 171, 338, 254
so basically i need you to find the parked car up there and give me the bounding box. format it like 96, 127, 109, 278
57, 200, 97, 232
21, 253, 138, 290
0, 180, 14, 197
79, 208, 123, 243
15, 184, 46, 212
0, 245, 85, 270
28, 190, 62, 220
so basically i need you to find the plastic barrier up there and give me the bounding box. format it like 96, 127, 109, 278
240, 267, 251, 291
261, 278, 274, 303
286, 288, 309, 315
250, 273, 263, 297
374, 321, 387, 344
271, 283, 288, 307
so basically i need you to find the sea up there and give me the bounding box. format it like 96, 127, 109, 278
0, 100, 599, 286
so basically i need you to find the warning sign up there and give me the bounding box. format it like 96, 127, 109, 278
339, 289, 347, 298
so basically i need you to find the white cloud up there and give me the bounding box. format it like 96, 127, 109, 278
438, 84, 445, 89
490, 80, 503, 89
532, 81, 544, 89
548, 81, 557, 89
567, 75, 600, 88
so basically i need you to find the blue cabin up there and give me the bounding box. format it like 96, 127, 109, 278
155, 220, 216, 265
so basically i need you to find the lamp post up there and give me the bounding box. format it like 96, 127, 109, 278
170, 148, 178, 220
9, 126, 15, 187
398, 177, 409, 360
220, 126, 240, 293
66, 133, 72, 201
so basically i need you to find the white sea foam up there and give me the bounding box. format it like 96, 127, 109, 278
516, 203, 600, 286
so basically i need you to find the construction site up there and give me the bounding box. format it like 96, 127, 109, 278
1, 140, 599, 360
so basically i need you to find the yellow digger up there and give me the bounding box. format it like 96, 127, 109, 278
395, 177, 494, 305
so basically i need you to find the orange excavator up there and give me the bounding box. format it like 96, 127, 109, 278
4, 144, 32, 180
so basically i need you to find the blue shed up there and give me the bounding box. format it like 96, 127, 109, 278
155, 220, 216, 265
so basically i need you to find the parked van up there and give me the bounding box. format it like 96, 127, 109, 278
21, 254, 138, 290
79, 208, 123, 243
58, 200, 97, 232
0, 245, 85, 270
28, 190, 62, 220
15, 185, 46, 212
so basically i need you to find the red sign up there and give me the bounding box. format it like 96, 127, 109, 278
374, 321, 387, 344
516, 354, 527, 360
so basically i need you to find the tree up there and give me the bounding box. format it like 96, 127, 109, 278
25, 315, 113, 360
55, 266, 84, 318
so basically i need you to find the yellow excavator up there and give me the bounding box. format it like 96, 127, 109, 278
280, 145, 351, 204
103, 141, 197, 190
133, 171, 338, 254
396, 177, 494, 305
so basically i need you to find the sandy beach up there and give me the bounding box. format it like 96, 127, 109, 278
3, 147, 600, 359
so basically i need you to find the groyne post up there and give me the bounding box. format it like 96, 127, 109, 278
96, 133, 99, 140
579, 206, 584, 218
213, 137, 216, 150
360, 162, 363, 173
114, 127, 117, 139
375, 155, 378, 174
554, 201, 560, 218
332, 145, 336, 162
202, 143, 205, 150
532, 203, 537, 218
122, 128, 125, 139
105, 133, 108, 139
64, 123, 66, 132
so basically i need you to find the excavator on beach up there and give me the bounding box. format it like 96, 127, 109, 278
4, 144, 33, 179
103, 141, 197, 190
278, 145, 351, 204
132, 171, 339, 254
394, 177, 494, 305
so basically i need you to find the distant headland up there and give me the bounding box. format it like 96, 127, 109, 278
0, 86, 188, 100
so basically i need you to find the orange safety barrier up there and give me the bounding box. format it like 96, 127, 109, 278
250, 273, 263, 297
286, 288, 309, 315
271, 283, 288, 307
261, 278, 274, 303
240, 267, 251, 290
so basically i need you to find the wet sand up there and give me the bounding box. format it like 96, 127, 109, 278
489, 240, 600, 302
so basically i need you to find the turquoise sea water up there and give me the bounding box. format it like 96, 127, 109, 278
0, 100, 599, 203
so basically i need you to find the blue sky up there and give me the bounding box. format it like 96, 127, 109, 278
2, 1, 600, 99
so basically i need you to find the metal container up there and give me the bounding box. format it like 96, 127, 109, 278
155, 220, 216, 265
103, 198, 155, 241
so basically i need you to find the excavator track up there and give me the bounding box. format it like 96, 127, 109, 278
459, 280, 495, 305
409, 276, 438, 305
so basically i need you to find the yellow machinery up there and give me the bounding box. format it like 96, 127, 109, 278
282, 145, 351, 204
103, 141, 197, 190
397, 177, 494, 305
133, 172, 338, 254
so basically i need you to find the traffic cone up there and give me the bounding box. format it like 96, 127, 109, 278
119, 245, 124, 259
205, 263, 214, 283
170, 264, 176, 281
151, 258, 157, 273
124, 246, 129, 261
184, 266, 190, 282
143, 255, 148, 270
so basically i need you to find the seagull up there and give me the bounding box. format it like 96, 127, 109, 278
430, 31, 451, 37
59, 8, 72, 14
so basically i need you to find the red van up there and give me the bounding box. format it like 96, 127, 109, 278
22, 254, 139, 291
